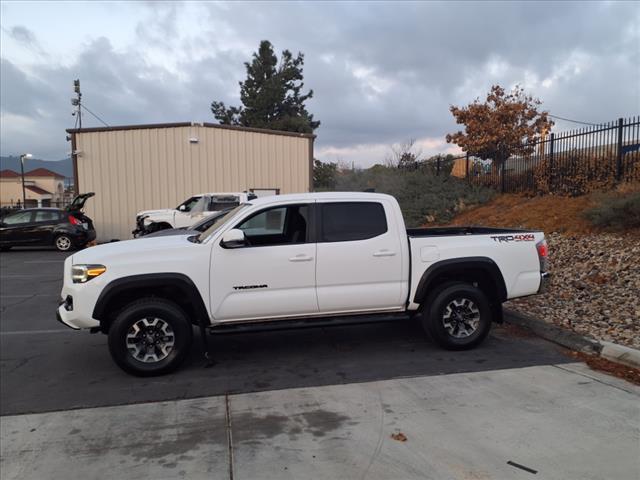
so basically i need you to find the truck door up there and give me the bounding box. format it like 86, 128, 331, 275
316, 200, 405, 313
210, 203, 318, 321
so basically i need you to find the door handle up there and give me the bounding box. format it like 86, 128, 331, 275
289, 254, 314, 262
373, 249, 396, 257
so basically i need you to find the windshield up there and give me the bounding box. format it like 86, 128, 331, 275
197, 204, 250, 242
189, 208, 232, 231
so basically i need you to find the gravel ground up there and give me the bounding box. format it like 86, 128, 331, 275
506, 233, 640, 349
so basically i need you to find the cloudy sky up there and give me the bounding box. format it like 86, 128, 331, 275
1, 1, 639, 166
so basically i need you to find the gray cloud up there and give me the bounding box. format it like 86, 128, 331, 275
1, 1, 639, 164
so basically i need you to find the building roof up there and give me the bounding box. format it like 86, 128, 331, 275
66, 121, 316, 139
24, 167, 65, 178
0, 169, 20, 178
25, 185, 52, 196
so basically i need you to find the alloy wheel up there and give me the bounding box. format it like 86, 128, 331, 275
126, 318, 176, 363
442, 297, 481, 338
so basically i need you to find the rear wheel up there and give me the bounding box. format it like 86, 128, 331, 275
108, 298, 193, 376
54, 234, 74, 252
422, 282, 492, 350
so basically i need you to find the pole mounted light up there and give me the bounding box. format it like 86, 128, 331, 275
20, 153, 33, 209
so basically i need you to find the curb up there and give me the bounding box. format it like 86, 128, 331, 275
503, 308, 602, 354
600, 341, 640, 369
504, 308, 640, 370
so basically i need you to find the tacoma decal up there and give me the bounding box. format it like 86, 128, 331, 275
233, 284, 268, 290
490, 234, 535, 243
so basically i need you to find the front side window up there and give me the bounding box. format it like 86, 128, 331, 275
321, 202, 387, 242
236, 205, 310, 247
3, 211, 33, 225
177, 196, 201, 212
198, 204, 249, 242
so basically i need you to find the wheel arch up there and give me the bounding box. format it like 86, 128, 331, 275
93, 273, 209, 332
414, 257, 507, 307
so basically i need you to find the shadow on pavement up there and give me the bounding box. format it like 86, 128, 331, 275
1, 319, 571, 416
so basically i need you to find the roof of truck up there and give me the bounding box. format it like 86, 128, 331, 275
248, 191, 395, 206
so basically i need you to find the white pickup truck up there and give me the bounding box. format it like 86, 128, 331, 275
57, 192, 549, 376
133, 191, 257, 236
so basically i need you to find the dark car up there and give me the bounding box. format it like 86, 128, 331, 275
144, 208, 232, 238
0, 193, 96, 252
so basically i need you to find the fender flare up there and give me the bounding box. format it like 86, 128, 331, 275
413, 256, 507, 304
92, 273, 209, 322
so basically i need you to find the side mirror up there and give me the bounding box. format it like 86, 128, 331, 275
220, 228, 246, 249
178, 205, 187, 212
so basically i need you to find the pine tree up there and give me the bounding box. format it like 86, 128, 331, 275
211, 40, 320, 134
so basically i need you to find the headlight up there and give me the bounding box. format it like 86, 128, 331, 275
72, 264, 106, 283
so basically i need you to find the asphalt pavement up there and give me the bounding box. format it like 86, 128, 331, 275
1, 248, 638, 479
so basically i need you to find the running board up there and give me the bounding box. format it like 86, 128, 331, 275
208, 312, 411, 335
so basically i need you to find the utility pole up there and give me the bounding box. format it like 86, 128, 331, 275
71, 79, 82, 128
20, 153, 32, 208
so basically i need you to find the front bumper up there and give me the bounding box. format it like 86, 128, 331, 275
56, 296, 100, 330
538, 272, 551, 293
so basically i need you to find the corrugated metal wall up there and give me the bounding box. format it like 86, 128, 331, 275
75, 124, 312, 241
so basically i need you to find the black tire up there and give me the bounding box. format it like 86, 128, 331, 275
421, 282, 492, 350
108, 298, 193, 376
54, 234, 75, 252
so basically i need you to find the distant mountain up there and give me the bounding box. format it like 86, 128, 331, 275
0, 156, 73, 178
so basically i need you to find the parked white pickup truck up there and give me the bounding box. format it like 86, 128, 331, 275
132, 191, 257, 236
57, 192, 549, 376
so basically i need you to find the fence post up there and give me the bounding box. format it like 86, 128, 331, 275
500, 159, 506, 193
465, 152, 470, 181
548, 133, 555, 191
616, 117, 624, 181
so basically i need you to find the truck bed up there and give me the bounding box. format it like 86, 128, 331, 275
407, 226, 535, 237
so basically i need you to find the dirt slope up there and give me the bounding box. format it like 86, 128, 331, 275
444, 194, 599, 235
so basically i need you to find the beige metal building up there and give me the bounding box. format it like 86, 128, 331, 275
66, 122, 314, 241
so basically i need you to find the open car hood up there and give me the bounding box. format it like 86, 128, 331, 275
65, 192, 95, 212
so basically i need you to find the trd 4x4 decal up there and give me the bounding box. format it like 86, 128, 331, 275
490, 234, 535, 243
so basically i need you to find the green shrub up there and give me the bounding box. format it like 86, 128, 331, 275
334, 165, 495, 227
584, 192, 640, 229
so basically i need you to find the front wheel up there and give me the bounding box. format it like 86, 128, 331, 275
422, 282, 492, 350
108, 298, 193, 376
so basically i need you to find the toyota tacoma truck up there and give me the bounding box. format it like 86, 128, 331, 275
57, 192, 549, 376
133, 191, 257, 236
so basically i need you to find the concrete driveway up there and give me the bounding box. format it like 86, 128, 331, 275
1, 249, 639, 479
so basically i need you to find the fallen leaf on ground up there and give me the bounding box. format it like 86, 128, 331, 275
391, 432, 407, 442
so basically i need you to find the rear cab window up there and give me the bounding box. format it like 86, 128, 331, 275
320, 202, 387, 242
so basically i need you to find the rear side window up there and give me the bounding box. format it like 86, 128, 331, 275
208, 196, 240, 212
34, 211, 61, 222
320, 202, 387, 242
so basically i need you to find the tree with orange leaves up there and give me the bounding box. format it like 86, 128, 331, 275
446, 85, 553, 172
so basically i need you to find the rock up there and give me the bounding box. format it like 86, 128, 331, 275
506, 232, 640, 349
